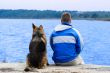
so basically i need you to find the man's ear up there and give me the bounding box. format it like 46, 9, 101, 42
39, 25, 43, 30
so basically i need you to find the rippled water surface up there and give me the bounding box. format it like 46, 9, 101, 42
0, 19, 110, 65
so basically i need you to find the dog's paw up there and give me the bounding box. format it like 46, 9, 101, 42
24, 68, 30, 72
47, 62, 49, 66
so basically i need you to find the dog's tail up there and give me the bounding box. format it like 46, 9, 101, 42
24, 67, 33, 72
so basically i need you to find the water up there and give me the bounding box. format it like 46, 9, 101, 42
0, 19, 110, 65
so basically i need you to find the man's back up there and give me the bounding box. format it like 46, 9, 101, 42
50, 12, 84, 65
50, 24, 83, 63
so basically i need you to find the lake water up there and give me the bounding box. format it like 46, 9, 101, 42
0, 19, 110, 65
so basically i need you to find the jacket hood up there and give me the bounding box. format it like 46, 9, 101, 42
54, 24, 72, 31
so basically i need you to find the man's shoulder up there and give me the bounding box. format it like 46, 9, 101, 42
72, 28, 79, 32
72, 28, 80, 35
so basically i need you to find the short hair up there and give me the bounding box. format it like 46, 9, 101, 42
61, 12, 71, 23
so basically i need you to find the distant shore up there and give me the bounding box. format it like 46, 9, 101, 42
0, 63, 110, 73
0, 18, 110, 22
0, 9, 110, 22
76, 18, 110, 21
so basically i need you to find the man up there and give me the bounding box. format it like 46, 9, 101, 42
50, 12, 84, 66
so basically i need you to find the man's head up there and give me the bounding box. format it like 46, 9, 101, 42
61, 12, 71, 23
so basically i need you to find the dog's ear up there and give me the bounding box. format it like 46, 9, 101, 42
32, 23, 37, 29
39, 25, 43, 30
32, 23, 38, 31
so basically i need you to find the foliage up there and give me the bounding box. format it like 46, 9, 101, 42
0, 9, 110, 20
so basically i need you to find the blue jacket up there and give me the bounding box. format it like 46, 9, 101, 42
50, 22, 84, 63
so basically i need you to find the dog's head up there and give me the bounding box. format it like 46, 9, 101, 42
32, 23, 44, 39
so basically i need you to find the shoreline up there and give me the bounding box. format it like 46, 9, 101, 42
0, 63, 110, 73
0, 18, 110, 21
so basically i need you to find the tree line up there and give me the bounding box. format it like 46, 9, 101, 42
0, 9, 110, 20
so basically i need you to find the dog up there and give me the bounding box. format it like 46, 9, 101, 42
24, 23, 48, 72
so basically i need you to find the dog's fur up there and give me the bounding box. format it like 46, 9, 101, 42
24, 23, 48, 72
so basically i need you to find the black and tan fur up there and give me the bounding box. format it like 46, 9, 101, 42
24, 23, 48, 71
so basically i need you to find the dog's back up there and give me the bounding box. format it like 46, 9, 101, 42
29, 38, 46, 67
24, 24, 47, 71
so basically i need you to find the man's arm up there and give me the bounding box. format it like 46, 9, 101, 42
50, 34, 54, 50
74, 29, 84, 54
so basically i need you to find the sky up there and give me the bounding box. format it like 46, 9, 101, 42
0, 0, 110, 11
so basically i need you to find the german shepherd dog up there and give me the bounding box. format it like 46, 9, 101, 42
24, 23, 48, 72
